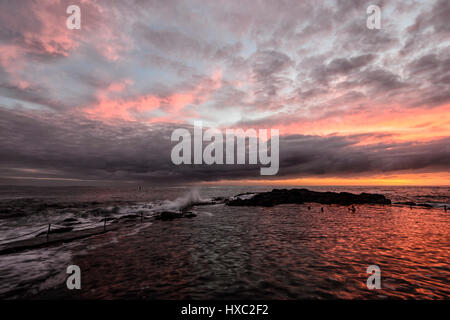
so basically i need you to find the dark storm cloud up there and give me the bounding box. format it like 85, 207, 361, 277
0, 82, 67, 110
0, 108, 448, 184
405, 51, 450, 108
312, 54, 377, 86
279, 134, 450, 177
350, 69, 406, 93
408, 53, 450, 85
0, 108, 177, 182
327, 54, 377, 75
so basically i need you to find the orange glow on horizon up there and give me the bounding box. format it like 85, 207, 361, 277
200, 171, 450, 186
273, 104, 450, 144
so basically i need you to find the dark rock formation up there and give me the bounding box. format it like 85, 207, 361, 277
394, 201, 433, 208
155, 211, 183, 221
417, 203, 433, 208
116, 214, 141, 223
395, 201, 416, 206
155, 211, 197, 221
227, 188, 391, 207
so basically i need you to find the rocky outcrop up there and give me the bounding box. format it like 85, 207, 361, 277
227, 188, 391, 207
154, 211, 197, 221
394, 201, 433, 208
395, 201, 417, 206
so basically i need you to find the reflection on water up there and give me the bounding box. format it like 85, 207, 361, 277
0, 186, 449, 299
37, 203, 450, 299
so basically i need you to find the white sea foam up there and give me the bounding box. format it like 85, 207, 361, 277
157, 188, 209, 212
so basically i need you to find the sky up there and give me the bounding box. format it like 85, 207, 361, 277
0, 0, 449, 186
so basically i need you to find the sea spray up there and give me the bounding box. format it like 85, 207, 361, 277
160, 188, 208, 212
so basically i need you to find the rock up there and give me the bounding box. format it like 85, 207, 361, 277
155, 211, 184, 221
154, 211, 197, 221
395, 201, 416, 206
227, 188, 391, 207
417, 203, 433, 208
117, 214, 141, 223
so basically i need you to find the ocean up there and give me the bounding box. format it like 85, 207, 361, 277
0, 185, 449, 299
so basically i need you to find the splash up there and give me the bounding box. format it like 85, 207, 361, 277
159, 188, 208, 212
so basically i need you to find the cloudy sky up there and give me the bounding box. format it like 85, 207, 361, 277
0, 0, 449, 186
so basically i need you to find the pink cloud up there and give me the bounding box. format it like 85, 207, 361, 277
84, 70, 223, 122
